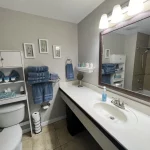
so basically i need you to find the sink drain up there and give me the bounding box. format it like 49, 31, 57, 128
110, 116, 115, 120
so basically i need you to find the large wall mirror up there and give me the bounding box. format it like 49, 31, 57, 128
99, 13, 150, 102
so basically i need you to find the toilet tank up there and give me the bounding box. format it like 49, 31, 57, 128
0, 103, 25, 128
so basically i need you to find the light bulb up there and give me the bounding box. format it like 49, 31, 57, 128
111, 5, 123, 23
99, 14, 108, 29
128, 0, 144, 16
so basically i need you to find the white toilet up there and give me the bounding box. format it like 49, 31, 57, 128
0, 103, 25, 150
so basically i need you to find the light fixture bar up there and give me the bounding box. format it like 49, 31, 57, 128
108, 0, 149, 22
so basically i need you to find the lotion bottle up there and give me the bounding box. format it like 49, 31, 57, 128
102, 86, 107, 102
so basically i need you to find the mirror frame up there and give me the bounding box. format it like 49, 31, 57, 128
99, 10, 150, 103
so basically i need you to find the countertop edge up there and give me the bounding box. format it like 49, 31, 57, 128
59, 87, 127, 150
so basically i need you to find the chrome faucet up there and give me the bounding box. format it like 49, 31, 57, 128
111, 97, 125, 109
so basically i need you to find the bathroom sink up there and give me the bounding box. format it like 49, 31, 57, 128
93, 103, 137, 124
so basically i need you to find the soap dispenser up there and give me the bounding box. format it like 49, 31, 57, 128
102, 86, 107, 102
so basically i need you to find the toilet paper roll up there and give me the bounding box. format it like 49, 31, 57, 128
35, 127, 42, 132
32, 112, 40, 122
33, 119, 41, 123
35, 129, 42, 134
34, 121, 41, 126
35, 126, 41, 131
35, 125, 41, 129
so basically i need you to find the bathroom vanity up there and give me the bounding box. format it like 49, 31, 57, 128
60, 82, 150, 150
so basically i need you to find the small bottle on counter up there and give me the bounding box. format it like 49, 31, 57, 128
102, 86, 107, 102
78, 62, 81, 67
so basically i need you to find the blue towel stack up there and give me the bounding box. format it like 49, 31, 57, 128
27, 66, 53, 104
28, 66, 50, 84
102, 64, 117, 75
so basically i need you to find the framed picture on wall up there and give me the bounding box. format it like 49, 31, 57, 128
52, 45, 61, 59
23, 43, 35, 59
105, 49, 110, 59
39, 39, 49, 53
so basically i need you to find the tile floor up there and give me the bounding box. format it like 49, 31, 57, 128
22, 119, 102, 150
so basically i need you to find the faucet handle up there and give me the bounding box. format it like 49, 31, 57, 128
119, 101, 125, 109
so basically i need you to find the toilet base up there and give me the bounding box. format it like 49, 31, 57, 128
15, 142, 22, 150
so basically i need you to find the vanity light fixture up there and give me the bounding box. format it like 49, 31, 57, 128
128, 0, 144, 16
99, 14, 109, 29
111, 5, 123, 23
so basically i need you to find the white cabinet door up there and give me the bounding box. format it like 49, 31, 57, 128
1, 52, 22, 67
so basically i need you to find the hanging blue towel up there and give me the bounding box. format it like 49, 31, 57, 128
28, 66, 48, 72
32, 83, 43, 104
28, 71, 49, 78
43, 83, 53, 102
32, 82, 53, 104
66, 64, 74, 80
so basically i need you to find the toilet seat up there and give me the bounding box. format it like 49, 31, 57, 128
0, 124, 22, 150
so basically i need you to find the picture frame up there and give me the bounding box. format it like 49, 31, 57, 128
23, 43, 35, 59
39, 39, 49, 53
105, 49, 110, 59
52, 45, 61, 59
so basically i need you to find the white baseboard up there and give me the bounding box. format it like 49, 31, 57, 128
41, 115, 66, 127
22, 115, 66, 134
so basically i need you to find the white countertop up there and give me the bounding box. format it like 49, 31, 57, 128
59, 83, 150, 150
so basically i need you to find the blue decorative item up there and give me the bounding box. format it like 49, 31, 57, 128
9, 70, 20, 81
0, 71, 4, 82
4, 76, 9, 83
0, 91, 16, 99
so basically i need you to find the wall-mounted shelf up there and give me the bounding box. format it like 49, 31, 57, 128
76, 67, 95, 73
0, 80, 24, 85
0, 94, 27, 106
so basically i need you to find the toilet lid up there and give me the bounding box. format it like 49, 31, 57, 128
0, 124, 22, 150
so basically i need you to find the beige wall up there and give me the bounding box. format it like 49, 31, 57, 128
78, 0, 128, 86
0, 7, 78, 122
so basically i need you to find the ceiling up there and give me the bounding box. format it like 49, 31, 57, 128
0, 0, 105, 23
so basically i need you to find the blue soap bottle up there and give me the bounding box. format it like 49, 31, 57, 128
102, 86, 107, 102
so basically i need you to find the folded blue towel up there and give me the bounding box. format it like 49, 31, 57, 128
102, 64, 116, 74
66, 64, 74, 80
28, 71, 49, 78
28, 75, 50, 81
28, 66, 48, 72
32, 83, 53, 104
28, 78, 49, 85
50, 73, 59, 80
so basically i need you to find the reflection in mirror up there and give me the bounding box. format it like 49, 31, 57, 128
101, 17, 150, 97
